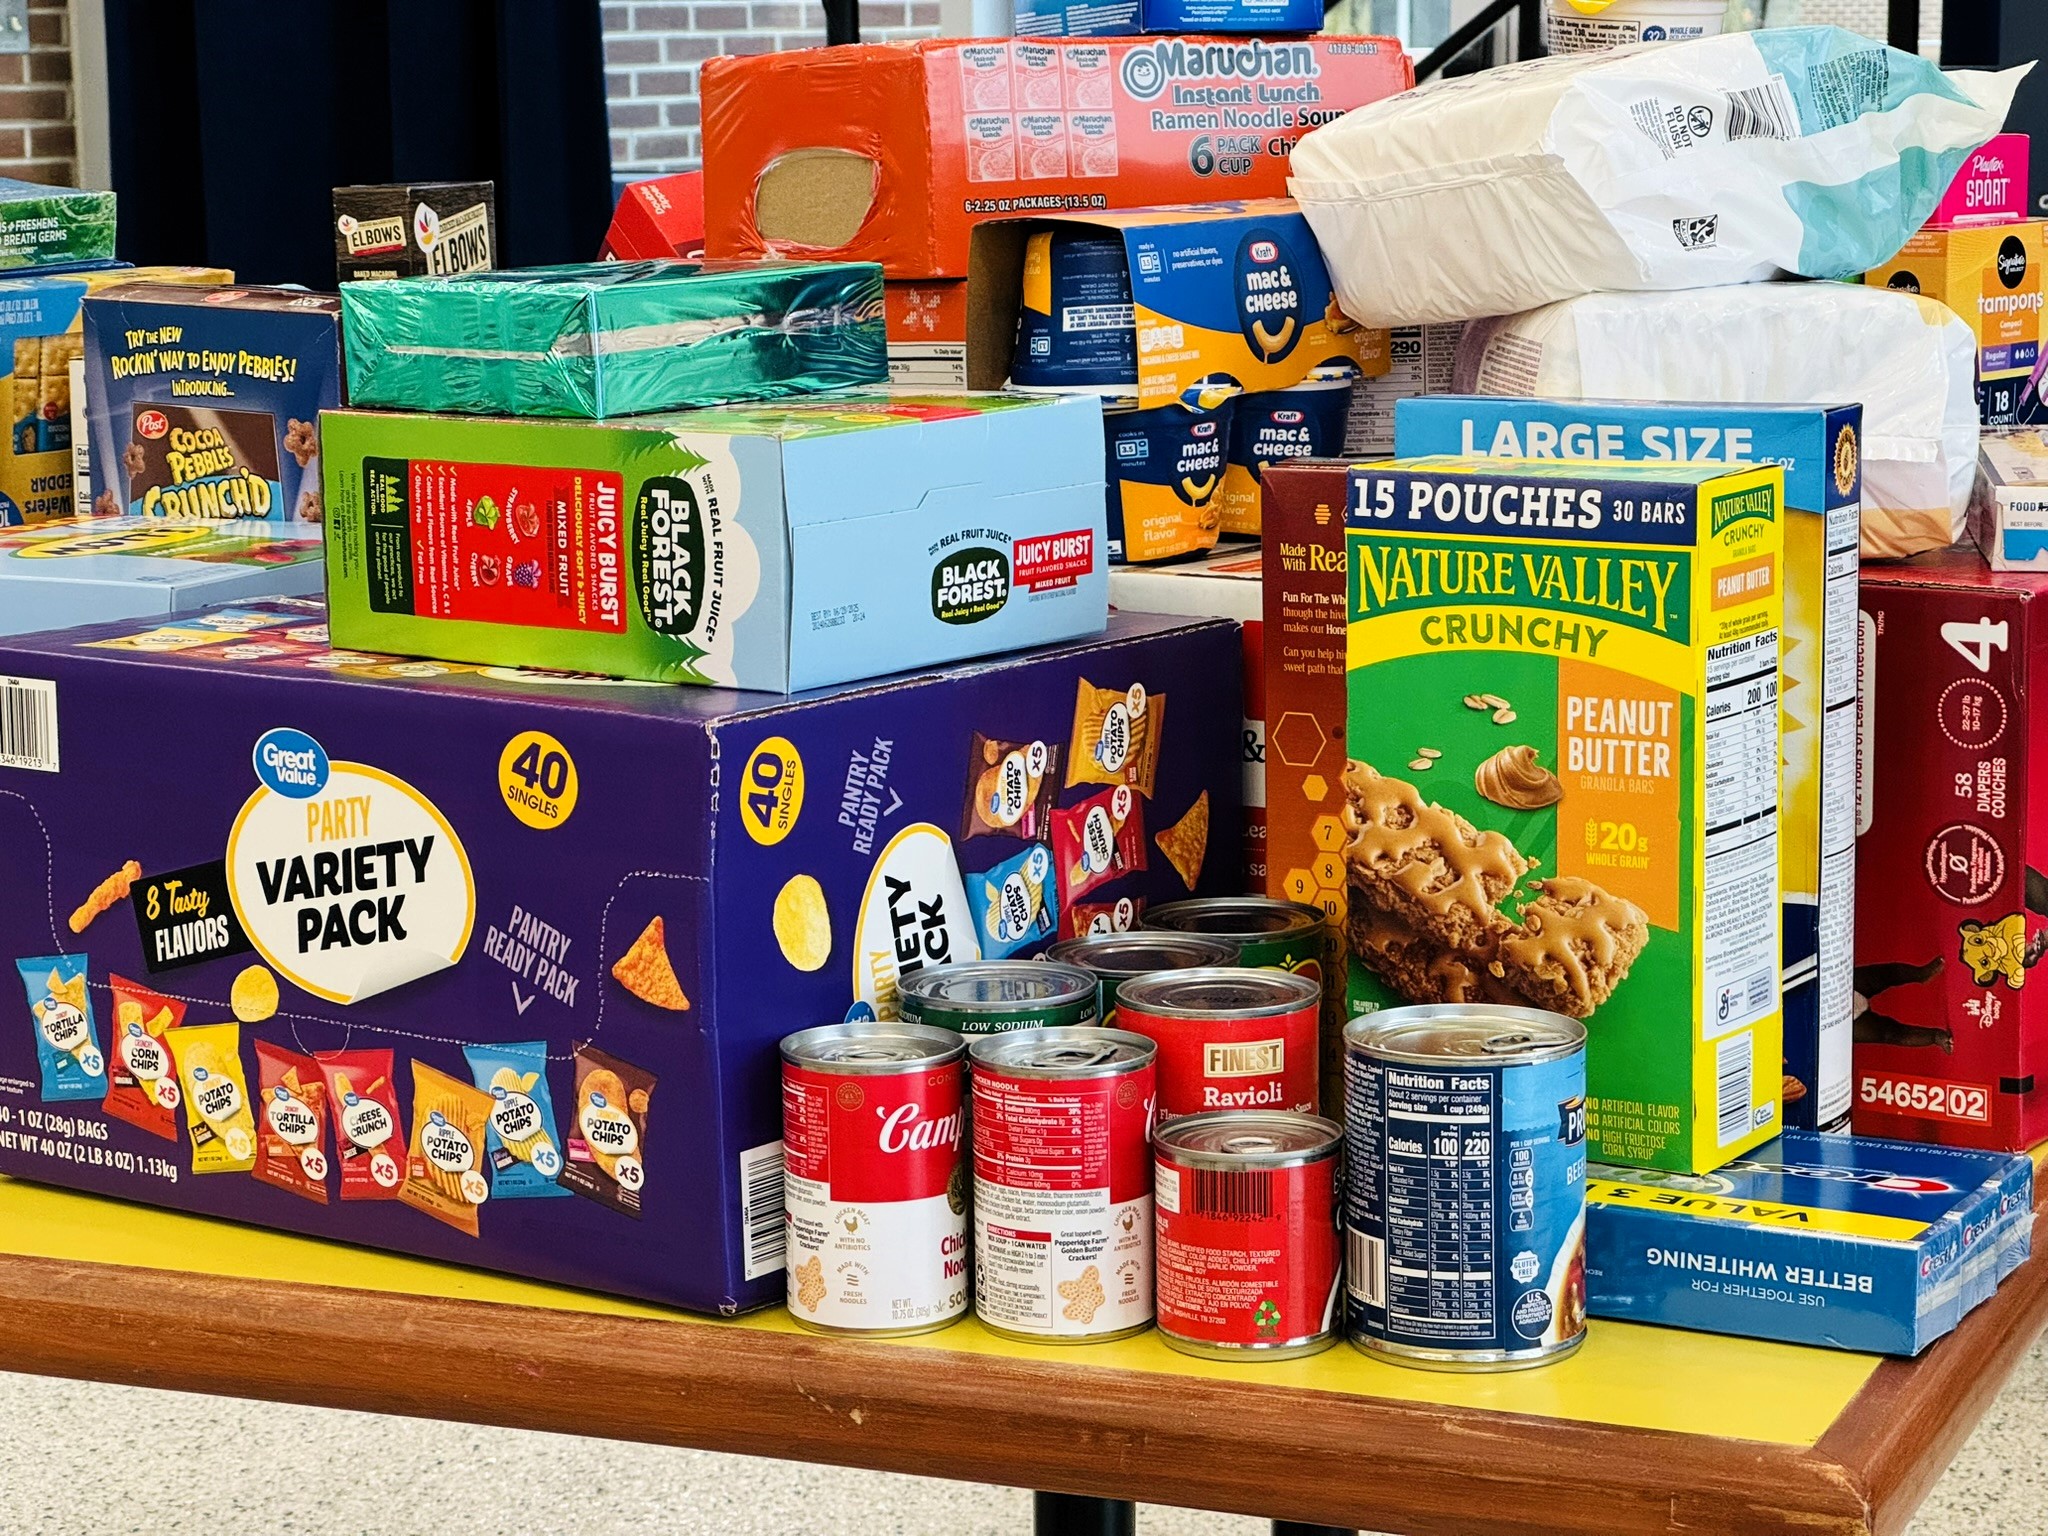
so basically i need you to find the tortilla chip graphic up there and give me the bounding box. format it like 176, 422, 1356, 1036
611, 916, 689, 1011
1154, 791, 1210, 891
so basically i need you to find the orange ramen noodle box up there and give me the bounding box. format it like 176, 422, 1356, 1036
1340, 456, 1786, 1175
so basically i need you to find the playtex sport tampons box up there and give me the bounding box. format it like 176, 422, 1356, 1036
1586, 1131, 2034, 1355
1342, 457, 1786, 1174
322, 394, 1108, 692
1397, 398, 1863, 1133
82, 284, 344, 525
0, 517, 322, 637
0, 602, 1238, 1312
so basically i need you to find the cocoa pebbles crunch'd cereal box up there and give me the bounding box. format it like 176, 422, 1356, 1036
1342, 457, 1787, 1174
0, 601, 1236, 1310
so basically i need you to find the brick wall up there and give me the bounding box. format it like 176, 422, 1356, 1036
605, 0, 940, 177
0, 0, 74, 187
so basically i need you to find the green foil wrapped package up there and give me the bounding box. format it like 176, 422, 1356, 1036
0, 178, 117, 270
339, 258, 888, 417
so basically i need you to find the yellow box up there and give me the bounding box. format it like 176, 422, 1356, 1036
1867, 222, 2044, 383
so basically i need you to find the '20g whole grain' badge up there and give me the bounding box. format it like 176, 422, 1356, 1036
225, 727, 475, 1003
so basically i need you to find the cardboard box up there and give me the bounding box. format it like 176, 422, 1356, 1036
322, 393, 1109, 691
0, 517, 322, 637
0, 179, 116, 272
601, 173, 706, 261
1108, 545, 1262, 888
339, 260, 889, 419
1973, 430, 2048, 570
1930, 134, 2031, 228
82, 284, 343, 526
0, 266, 235, 527
885, 280, 973, 387
1586, 1131, 2034, 1355
1856, 551, 2048, 1152
333, 182, 496, 282
1396, 398, 1863, 1133
1015, 0, 1323, 37
0, 601, 1239, 1311
700, 37, 1411, 281
1867, 222, 2044, 427
1343, 457, 1787, 1173
1343, 322, 1464, 458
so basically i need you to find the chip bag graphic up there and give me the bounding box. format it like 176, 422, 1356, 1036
164, 1021, 257, 1173
967, 843, 1058, 959
1066, 678, 1162, 798
462, 1039, 571, 1200
253, 1039, 329, 1203
315, 1048, 406, 1200
18, 954, 105, 1102
1052, 784, 1147, 906
102, 973, 185, 1139
561, 1042, 654, 1219
400, 1059, 495, 1237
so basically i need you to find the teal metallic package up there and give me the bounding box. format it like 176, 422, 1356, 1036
463, 1040, 572, 1200
1586, 1131, 2035, 1355
340, 259, 888, 418
0, 178, 116, 271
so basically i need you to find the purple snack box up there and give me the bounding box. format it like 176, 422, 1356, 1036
0, 599, 1240, 1312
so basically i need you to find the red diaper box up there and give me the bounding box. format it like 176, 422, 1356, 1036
1856, 549, 2048, 1151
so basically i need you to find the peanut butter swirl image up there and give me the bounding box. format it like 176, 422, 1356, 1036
1338, 759, 1527, 956
1474, 744, 1563, 810
1496, 877, 1648, 1019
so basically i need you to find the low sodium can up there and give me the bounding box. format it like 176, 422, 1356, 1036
1044, 931, 1238, 1025
899, 960, 1099, 1036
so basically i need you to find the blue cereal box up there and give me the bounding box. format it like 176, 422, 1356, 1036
1586, 1131, 2035, 1355
83, 284, 344, 526
0, 517, 323, 637
322, 392, 1109, 691
1013, 0, 1323, 36
1397, 398, 1864, 1133
0, 601, 1238, 1311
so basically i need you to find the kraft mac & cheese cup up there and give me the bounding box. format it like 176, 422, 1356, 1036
1218, 372, 1355, 538
1013, 228, 1137, 390
1104, 396, 1233, 564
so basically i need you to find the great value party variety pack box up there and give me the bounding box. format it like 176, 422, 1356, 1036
320, 393, 1108, 692
0, 517, 323, 637
1396, 398, 1864, 1132
0, 601, 1239, 1312
81, 284, 344, 526
1341, 457, 1787, 1174
1856, 551, 2048, 1153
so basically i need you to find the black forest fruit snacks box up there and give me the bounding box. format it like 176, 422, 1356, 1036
0, 601, 1238, 1311
82, 285, 344, 526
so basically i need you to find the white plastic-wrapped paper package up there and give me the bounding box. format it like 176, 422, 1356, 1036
1452, 282, 1979, 560
1290, 27, 2028, 327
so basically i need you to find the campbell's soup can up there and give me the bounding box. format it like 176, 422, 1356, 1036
1344, 1006, 1588, 1371
969, 1026, 1157, 1343
780, 1022, 969, 1336
1044, 931, 1238, 1025
1113, 968, 1320, 1120
1011, 228, 1137, 389
899, 960, 1099, 1036
1154, 1111, 1343, 1360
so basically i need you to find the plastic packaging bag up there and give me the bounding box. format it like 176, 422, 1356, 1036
1453, 282, 1980, 559
1291, 27, 2028, 327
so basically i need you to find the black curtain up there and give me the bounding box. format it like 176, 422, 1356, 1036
1944, 0, 2048, 221
102, 0, 612, 288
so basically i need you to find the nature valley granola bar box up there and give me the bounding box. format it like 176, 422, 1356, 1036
0, 600, 1237, 1310
1342, 456, 1786, 1174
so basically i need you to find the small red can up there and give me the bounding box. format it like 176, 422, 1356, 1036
1113, 968, 1320, 1121
1154, 1110, 1343, 1359
969, 1026, 1157, 1343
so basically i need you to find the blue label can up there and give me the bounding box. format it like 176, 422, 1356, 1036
1103, 397, 1233, 564
1012, 228, 1137, 390
1343, 1005, 1588, 1370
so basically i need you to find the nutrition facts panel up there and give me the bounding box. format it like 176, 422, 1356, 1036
1703, 628, 1781, 1040
1377, 1065, 1500, 1344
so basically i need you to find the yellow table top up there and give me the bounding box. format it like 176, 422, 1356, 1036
0, 1174, 1881, 1446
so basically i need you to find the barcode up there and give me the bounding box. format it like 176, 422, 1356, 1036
1192, 1167, 1272, 1220
1348, 1229, 1386, 1309
740, 1139, 786, 1280
1717, 1032, 1755, 1146
1725, 76, 1799, 142
0, 676, 57, 773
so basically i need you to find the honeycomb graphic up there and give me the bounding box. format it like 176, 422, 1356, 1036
1286, 812, 1349, 917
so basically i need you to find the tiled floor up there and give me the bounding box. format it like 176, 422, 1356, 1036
1, 1332, 2043, 1535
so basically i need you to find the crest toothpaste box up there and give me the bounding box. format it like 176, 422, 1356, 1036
1586, 1130, 2035, 1354
0, 601, 1239, 1311
321, 393, 1109, 691
1397, 398, 1863, 1133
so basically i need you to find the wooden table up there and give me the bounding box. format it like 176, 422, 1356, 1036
1, 1173, 2042, 1536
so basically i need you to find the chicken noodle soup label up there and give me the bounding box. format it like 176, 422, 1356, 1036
226, 736, 475, 1004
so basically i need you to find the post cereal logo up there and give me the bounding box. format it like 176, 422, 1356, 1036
137, 410, 169, 440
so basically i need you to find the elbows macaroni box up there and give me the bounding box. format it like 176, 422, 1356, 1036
1395, 398, 1863, 1132
321, 393, 1110, 692
0, 600, 1240, 1312
0, 517, 323, 637
1342, 457, 1786, 1174
332, 181, 496, 282
81, 285, 344, 526
1855, 551, 2048, 1153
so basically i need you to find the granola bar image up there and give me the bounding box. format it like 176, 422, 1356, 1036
1346, 903, 1517, 1007
1495, 877, 1649, 1019
1339, 759, 1528, 956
